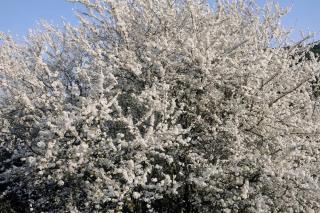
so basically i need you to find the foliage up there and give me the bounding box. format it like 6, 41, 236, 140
1, 0, 320, 212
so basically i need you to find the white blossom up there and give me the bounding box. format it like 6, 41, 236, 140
1, 0, 320, 212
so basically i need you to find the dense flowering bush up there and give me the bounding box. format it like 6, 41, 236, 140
1, 0, 320, 212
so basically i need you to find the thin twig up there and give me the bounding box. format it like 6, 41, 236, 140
269, 75, 311, 107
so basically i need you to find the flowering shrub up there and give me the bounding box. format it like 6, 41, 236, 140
1, 0, 320, 212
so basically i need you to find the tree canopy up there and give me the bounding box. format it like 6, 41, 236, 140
1, 0, 320, 212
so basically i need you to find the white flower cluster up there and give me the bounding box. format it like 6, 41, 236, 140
1, 0, 320, 212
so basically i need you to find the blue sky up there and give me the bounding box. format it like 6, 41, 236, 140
0, 0, 319, 41
0, 0, 79, 38
257, 0, 320, 41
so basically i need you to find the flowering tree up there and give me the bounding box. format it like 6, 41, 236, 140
1, 0, 320, 212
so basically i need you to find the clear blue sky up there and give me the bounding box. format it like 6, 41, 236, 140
257, 0, 320, 41
0, 0, 319, 41
0, 0, 79, 38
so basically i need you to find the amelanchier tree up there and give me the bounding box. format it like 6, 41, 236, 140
1, 0, 320, 212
